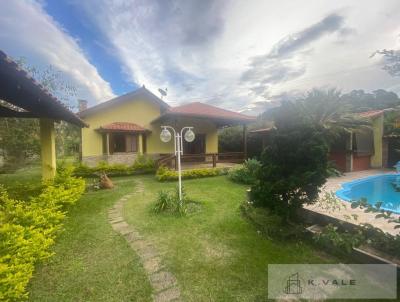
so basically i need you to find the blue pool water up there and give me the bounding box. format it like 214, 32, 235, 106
336, 174, 400, 214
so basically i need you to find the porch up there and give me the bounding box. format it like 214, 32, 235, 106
157, 152, 245, 170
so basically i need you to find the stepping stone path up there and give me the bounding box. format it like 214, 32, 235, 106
108, 180, 182, 302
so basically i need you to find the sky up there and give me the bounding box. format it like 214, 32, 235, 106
1, 0, 400, 115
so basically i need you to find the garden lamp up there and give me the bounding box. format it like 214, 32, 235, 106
160, 126, 195, 201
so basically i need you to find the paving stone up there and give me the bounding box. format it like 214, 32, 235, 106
109, 218, 124, 224
124, 230, 143, 242
143, 257, 164, 274
153, 287, 180, 302
119, 226, 135, 235
107, 181, 182, 301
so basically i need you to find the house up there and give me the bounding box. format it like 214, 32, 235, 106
0, 50, 86, 179
78, 86, 255, 166
250, 109, 395, 172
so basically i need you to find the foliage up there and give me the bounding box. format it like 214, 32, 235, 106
372, 49, 400, 78
326, 161, 342, 177
251, 115, 329, 219
313, 195, 400, 258
313, 224, 364, 255
218, 126, 264, 158
73, 156, 156, 178
155, 166, 229, 181
0, 116, 40, 169
0, 168, 85, 301
240, 200, 305, 240
153, 186, 198, 216
228, 159, 261, 185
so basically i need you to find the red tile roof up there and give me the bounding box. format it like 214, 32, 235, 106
165, 102, 255, 122
97, 122, 148, 132
358, 110, 384, 118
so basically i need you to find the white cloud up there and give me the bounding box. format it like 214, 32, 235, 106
28, 0, 400, 113
0, 1, 115, 106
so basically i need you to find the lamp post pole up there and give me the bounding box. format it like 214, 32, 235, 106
160, 126, 195, 201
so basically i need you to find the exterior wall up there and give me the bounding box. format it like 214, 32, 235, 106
370, 114, 384, 168
353, 154, 371, 171
153, 116, 218, 153
81, 97, 219, 165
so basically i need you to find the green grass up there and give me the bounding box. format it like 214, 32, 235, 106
123, 175, 335, 301
27, 177, 153, 302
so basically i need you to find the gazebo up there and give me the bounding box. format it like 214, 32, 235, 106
0, 50, 87, 179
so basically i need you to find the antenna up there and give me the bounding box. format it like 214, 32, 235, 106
158, 88, 168, 99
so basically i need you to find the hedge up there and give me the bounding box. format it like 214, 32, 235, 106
155, 166, 229, 181
73, 155, 156, 177
0, 167, 85, 301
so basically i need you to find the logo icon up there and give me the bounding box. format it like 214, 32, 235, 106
284, 273, 303, 294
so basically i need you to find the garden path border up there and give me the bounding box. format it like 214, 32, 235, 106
108, 179, 182, 302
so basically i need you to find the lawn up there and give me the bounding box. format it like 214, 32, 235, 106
123, 175, 334, 301
26, 176, 153, 302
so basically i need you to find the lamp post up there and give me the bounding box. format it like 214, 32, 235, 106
160, 126, 195, 201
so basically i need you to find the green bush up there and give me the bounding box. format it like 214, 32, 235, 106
153, 186, 200, 216
0, 167, 85, 301
228, 159, 261, 185
73, 155, 156, 178
251, 121, 329, 220
155, 166, 229, 181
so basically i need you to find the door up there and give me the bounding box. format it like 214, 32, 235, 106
183, 133, 205, 162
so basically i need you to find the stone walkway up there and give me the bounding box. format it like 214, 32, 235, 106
306, 169, 400, 235
108, 180, 182, 302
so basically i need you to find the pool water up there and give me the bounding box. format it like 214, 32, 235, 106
336, 174, 400, 214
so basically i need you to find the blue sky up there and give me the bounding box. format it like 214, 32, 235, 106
1, 1, 400, 114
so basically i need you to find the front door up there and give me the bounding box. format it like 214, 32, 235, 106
183, 133, 205, 161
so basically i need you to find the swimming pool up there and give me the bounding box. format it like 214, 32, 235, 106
336, 174, 400, 214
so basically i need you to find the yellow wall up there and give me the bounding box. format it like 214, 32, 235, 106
81, 97, 219, 157
371, 114, 384, 168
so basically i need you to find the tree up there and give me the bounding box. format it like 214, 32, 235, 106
372, 49, 400, 77
251, 109, 329, 220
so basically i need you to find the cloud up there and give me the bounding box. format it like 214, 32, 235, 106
266, 14, 345, 59
0, 1, 115, 105
240, 13, 348, 100
77, 0, 228, 100
60, 0, 400, 114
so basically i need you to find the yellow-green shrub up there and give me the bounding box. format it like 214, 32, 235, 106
74, 155, 156, 178
156, 166, 229, 181
0, 167, 85, 301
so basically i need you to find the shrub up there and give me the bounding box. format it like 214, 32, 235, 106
153, 186, 196, 216
228, 159, 261, 185
0, 167, 85, 301
250, 122, 329, 220
73, 156, 156, 178
155, 166, 229, 181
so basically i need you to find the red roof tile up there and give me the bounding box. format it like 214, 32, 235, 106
358, 110, 384, 118
97, 122, 148, 132
166, 102, 255, 121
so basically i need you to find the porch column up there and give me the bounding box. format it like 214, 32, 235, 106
371, 114, 384, 168
346, 131, 353, 172
40, 118, 56, 180
138, 133, 144, 154
106, 133, 110, 155
243, 124, 248, 160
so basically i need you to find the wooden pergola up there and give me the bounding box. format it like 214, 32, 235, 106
0, 50, 87, 179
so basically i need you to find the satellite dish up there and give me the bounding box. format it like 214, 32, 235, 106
158, 88, 168, 99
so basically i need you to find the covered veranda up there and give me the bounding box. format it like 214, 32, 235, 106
152, 102, 255, 169
0, 50, 87, 179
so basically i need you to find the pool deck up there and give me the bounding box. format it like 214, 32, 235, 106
305, 169, 400, 235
